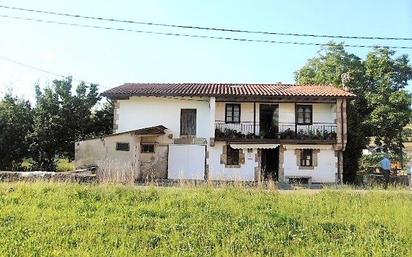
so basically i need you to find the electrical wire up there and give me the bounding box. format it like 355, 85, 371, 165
0, 55, 102, 86
1, 14, 411, 49
1, 4, 411, 41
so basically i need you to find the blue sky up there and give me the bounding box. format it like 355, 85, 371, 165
0, 0, 411, 102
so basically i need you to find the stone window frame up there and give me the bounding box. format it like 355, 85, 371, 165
220, 144, 245, 168
295, 149, 319, 170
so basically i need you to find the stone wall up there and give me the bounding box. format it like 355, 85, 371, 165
0, 171, 96, 183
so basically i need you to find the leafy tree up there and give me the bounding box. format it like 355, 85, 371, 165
0, 94, 33, 170
92, 100, 114, 136
296, 43, 412, 182
295, 43, 368, 182
30, 77, 109, 170
363, 48, 412, 147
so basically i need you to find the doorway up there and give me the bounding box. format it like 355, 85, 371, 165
259, 104, 279, 139
261, 148, 279, 181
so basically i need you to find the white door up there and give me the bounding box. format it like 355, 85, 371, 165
168, 144, 205, 180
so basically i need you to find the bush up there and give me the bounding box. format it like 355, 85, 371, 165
55, 158, 75, 172
20, 158, 38, 171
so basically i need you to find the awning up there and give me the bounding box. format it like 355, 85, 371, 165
284, 144, 333, 150
230, 143, 280, 150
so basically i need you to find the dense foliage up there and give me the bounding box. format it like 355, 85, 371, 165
0, 183, 411, 256
0, 95, 33, 170
0, 78, 113, 171
296, 43, 412, 182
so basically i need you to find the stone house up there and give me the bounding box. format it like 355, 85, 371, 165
75, 83, 354, 183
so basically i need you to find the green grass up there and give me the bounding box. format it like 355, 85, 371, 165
0, 183, 411, 257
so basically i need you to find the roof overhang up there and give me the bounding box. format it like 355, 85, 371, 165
101, 83, 357, 99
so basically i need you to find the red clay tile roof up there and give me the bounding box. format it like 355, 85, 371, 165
102, 83, 356, 98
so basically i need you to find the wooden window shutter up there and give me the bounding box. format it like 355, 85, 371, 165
180, 109, 197, 136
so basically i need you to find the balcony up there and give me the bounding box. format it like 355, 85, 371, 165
215, 121, 337, 142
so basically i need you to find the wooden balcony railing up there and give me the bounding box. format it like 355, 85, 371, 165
215, 121, 337, 141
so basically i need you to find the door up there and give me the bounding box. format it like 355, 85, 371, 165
168, 144, 206, 180
180, 109, 197, 136
261, 148, 279, 181
259, 104, 279, 139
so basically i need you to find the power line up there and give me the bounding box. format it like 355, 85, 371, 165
1, 14, 412, 50
1, 4, 411, 41
0, 55, 102, 86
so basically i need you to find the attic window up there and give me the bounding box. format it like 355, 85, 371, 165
116, 142, 130, 151
141, 143, 155, 153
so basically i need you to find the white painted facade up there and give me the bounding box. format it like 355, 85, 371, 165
104, 96, 345, 183
116, 96, 212, 140
208, 142, 258, 181
282, 145, 337, 183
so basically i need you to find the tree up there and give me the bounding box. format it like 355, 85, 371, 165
30, 77, 110, 170
296, 43, 412, 182
295, 43, 368, 182
92, 100, 114, 136
0, 94, 33, 170
363, 48, 412, 148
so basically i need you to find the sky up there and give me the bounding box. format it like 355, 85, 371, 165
0, 0, 411, 103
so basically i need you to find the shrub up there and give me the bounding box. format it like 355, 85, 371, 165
55, 158, 75, 172
20, 158, 38, 171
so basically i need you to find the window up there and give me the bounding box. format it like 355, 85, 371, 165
296, 105, 312, 125
116, 142, 130, 151
225, 104, 241, 123
180, 109, 197, 136
300, 149, 313, 167
141, 144, 155, 153
227, 146, 240, 165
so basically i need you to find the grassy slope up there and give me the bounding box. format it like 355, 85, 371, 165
0, 183, 411, 257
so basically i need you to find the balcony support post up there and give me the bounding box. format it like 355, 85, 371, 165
209, 97, 216, 146
253, 102, 256, 136
294, 103, 298, 138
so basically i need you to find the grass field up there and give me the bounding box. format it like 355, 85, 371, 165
0, 183, 411, 257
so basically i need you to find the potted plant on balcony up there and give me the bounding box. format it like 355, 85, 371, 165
313, 129, 323, 140
224, 128, 236, 138
326, 131, 337, 140
280, 128, 294, 139
215, 128, 224, 138
296, 129, 305, 140
245, 132, 255, 139
260, 131, 266, 139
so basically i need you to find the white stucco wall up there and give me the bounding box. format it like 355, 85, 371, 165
282, 145, 337, 183
208, 142, 257, 181
215, 102, 336, 124
278, 103, 295, 124
313, 103, 336, 124
116, 96, 212, 139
